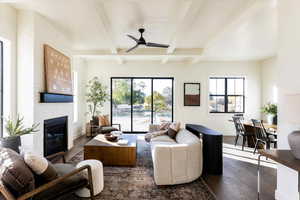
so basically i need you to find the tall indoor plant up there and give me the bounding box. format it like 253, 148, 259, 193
86, 77, 109, 125
0, 116, 39, 153
261, 103, 278, 125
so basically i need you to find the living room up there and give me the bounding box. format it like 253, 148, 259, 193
0, 0, 299, 200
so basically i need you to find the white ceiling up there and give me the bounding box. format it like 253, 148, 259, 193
8, 0, 277, 63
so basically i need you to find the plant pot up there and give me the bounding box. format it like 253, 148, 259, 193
266, 114, 275, 125
273, 115, 277, 125
90, 116, 99, 126
0, 136, 21, 153
288, 130, 300, 159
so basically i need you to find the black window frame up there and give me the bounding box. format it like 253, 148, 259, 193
209, 77, 245, 114
110, 77, 174, 133
0, 41, 3, 137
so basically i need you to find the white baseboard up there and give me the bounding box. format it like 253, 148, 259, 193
74, 132, 85, 140
275, 189, 299, 200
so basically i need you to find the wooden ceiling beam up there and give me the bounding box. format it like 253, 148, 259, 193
162, 0, 205, 64
73, 48, 203, 57
92, 0, 124, 64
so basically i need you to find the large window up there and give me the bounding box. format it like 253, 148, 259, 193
209, 77, 245, 113
0, 41, 3, 136
111, 77, 173, 133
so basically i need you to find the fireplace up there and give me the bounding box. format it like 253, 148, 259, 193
44, 116, 68, 156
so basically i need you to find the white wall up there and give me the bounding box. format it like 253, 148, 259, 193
17, 10, 35, 128
73, 57, 87, 139
0, 4, 17, 126
85, 60, 262, 135
260, 57, 278, 119
276, 0, 300, 199
261, 57, 278, 105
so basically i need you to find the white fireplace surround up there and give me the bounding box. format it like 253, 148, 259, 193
16, 11, 76, 156
21, 110, 73, 156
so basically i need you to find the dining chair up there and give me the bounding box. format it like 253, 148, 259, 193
251, 119, 277, 154
233, 113, 244, 120
232, 116, 249, 151
262, 123, 277, 140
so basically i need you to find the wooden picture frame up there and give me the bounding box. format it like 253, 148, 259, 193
184, 83, 201, 106
44, 44, 73, 95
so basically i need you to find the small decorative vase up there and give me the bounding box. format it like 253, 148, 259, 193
288, 130, 300, 159
90, 116, 99, 126
0, 136, 21, 153
267, 114, 274, 125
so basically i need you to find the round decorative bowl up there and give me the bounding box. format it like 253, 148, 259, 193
104, 133, 118, 142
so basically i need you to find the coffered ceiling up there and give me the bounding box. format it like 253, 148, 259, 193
7, 0, 277, 63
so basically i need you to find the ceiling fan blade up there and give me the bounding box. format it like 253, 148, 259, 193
146, 42, 169, 48
127, 34, 139, 43
126, 44, 139, 53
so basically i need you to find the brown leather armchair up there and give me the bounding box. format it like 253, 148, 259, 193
0, 152, 95, 200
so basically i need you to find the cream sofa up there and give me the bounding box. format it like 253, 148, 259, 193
149, 125, 203, 185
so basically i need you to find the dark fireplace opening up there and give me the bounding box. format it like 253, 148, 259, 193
44, 116, 68, 156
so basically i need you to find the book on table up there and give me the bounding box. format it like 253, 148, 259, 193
117, 139, 128, 145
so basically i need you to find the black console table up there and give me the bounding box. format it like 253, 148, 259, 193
186, 124, 223, 175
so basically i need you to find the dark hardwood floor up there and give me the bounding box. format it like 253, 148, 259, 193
67, 135, 276, 200
202, 136, 276, 200
65, 135, 90, 161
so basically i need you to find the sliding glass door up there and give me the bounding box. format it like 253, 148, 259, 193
111, 77, 173, 133
111, 79, 131, 132
133, 79, 152, 132
153, 79, 173, 124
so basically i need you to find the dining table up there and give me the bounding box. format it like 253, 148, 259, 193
229, 119, 277, 148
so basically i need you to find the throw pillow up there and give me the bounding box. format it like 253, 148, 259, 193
24, 153, 58, 182
0, 148, 35, 197
99, 115, 110, 126
159, 122, 171, 130
167, 122, 181, 139
145, 130, 168, 143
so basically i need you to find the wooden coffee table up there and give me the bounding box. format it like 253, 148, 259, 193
84, 134, 137, 166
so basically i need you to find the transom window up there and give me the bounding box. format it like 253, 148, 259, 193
209, 77, 245, 113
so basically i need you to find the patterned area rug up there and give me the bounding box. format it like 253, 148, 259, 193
67, 136, 216, 200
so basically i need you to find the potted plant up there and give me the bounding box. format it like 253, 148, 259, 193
261, 103, 278, 125
86, 77, 109, 125
0, 116, 39, 153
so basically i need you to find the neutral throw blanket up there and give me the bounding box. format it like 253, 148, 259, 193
145, 130, 168, 143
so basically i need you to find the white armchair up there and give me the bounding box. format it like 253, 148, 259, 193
150, 128, 203, 185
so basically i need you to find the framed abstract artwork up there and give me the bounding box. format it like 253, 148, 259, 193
44, 44, 73, 95
184, 83, 201, 106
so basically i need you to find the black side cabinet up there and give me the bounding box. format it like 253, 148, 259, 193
186, 124, 223, 175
